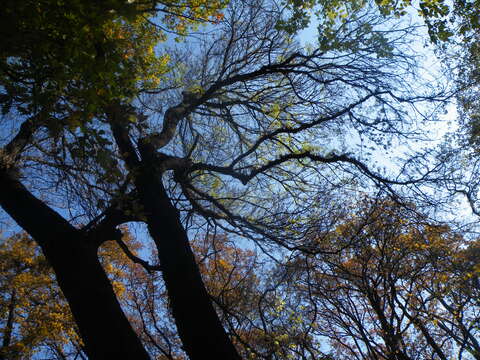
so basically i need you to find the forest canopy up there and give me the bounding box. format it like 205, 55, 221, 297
1, 0, 480, 359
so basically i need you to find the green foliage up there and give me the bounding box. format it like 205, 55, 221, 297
277, 0, 479, 44
1, 1, 138, 113
0, 0, 226, 133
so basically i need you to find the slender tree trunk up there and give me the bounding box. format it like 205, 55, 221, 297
0, 289, 16, 359
0, 172, 151, 360
135, 163, 242, 360
366, 289, 410, 360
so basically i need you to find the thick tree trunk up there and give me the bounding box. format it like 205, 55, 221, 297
109, 106, 240, 359
135, 167, 242, 360
0, 172, 150, 360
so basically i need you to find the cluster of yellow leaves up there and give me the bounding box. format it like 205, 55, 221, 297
159, 0, 229, 35
321, 202, 459, 282
0, 233, 79, 359
101, 16, 171, 92
193, 235, 260, 317
0, 230, 143, 359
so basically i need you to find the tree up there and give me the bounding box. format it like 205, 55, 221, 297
284, 199, 480, 360
103, 0, 444, 356
123, 233, 323, 360
0, 0, 448, 358
0, 1, 229, 359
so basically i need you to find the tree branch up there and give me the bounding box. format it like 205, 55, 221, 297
115, 237, 162, 274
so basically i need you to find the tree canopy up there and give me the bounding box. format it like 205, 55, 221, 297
2, 0, 480, 359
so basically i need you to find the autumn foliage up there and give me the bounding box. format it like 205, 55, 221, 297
2, 197, 480, 360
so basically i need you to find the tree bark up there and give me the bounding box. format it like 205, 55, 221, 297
108, 105, 241, 360
135, 161, 242, 360
0, 289, 16, 359
0, 171, 150, 360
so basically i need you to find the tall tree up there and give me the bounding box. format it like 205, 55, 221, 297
102, 0, 445, 357
0, 1, 228, 359
285, 199, 480, 360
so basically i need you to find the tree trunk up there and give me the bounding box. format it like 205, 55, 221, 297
135, 165, 242, 360
0, 172, 151, 360
2, 289, 16, 349
108, 106, 241, 360
0, 289, 16, 359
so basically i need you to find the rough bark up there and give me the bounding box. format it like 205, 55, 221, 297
0, 171, 151, 360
